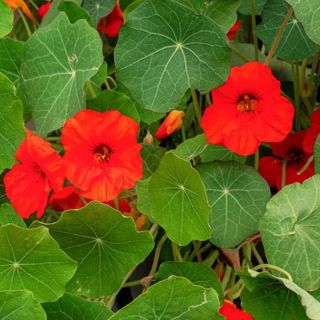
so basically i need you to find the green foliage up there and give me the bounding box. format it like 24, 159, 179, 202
82, 0, 114, 26
0, 1, 13, 39
0, 203, 26, 227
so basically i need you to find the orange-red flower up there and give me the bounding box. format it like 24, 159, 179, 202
4, 0, 35, 23
37, 1, 51, 20
201, 62, 294, 156
303, 109, 320, 153
97, 5, 124, 37
155, 110, 185, 140
219, 300, 254, 320
259, 131, 314, 189
4, 131, 64, 219
227, 21, 241, 40
61, 110, 143, 202
49, 186, 84, 212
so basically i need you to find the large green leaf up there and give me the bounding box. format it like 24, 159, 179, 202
175, 0, 240, 33
314, 135, 320, 174
82, 0, 114, 26
0, 73, 25, 173
0, 290, 46, 320
157, 262, 224, 303
239, 0, 267, 15
33, 201, 154, 297
149, 152, 211, 245
115, 0, 230, 113
59, 1, 93, 25
141, 144, 166, 178
256, 0, 319, 60
0, 1, 13, 39
174, 134, 208, 161
136, 177, 151, 215
0, 203, 26, 227
240, 269, 320, 320
0, 225, 77, 302
20, 13, 103, 136
0, 39, 24, 85
43, 293, 113, 320
86, 90, 140, 123
109, 277, 221, 319
197, 161, 270, 248
285, 0, 320, 46
260, 175, 320, 291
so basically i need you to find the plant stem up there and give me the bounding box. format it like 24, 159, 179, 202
250, 0, 259, 61
192, 241, 202, 262
253, 263, 293, 281
172, 242, 183, 262
250, 242, 264, 266
122, 279, 142, 288
85, 80, 97, 98
149, 224, 159, 238
201, 249, 219, 267
181, 121, 186, 141
297, 155, 314, 175
254, 148, 259, 171
281, 160, 287, 189
18, 9, 32, 38
191, 89, 202, 126
147, 234, 167, 281
222, 265, 233, 291
229, 44, 250, 62
242, 243, 252, 268
264, 6, 294, 66
292, 62, 301, 130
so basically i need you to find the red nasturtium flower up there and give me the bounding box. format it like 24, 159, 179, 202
4, 0, 35, 23
155, 110, 185, 140
219, 300, 254, 320
227, 21, 241, 40
49, 186, 84, 212
201, 62, 294, 156
4, 131, 64, 219
61, 109, 143, 202
37, 1, 51, 20
303, 109, 320, 153
259, 131, 314, 189
97, 5, 124, 37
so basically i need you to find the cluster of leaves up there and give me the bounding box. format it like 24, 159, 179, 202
1, 0, 320, 319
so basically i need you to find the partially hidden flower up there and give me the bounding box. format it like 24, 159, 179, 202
97, 5, 124, 37
219, 300, 254, 320
227, 21, 241, 40
259, 131, 314, 189
4, 131, 64, 219
4, 0, 35, 23
37, 1, 51, 20
201, 62, 294, 156
155, 110, 185, 140
303, 109, 320, 153
61, 109, 143, 202
49, 186, 84, 212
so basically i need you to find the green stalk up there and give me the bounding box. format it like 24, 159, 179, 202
250, 0, 259, 61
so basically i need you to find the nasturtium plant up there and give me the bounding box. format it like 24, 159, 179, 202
2, 0, 320, 317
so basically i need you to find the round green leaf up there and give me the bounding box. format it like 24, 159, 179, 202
199, 144, 245, 164
141, 144, 166, 178
136, 177, 151, 216
157, 262, 224, 303
59, 1, 93, 25
109, 276, 221, 320
0, 225, 77, 302
285, 0, 320, 46
115, 0, 230, 113
20, 13, 103, 136
256, 0, 319, 60
149, 152, 211, 246
0, 73, 25, 174
43, 293, 113, 320
260, 175, 320, 291
0, 204, 26, 227
0, 1, 13, 39
34, 201, 154, 297
197, 161, 270, 248
0, 290, 46, 320
82, 0, 114, 26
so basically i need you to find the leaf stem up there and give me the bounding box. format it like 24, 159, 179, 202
254, 148, 259, 171
297, 155, 314, 175
172, 242, 183, 262
281, 159, 287, 189
191, 89, 202, 127
85, 80, 97, 98
250, 242, 264, 266
18, 9, 32, 38
228, 44, 250, 62
250, 0, 259, 61
253, 263, 293, 282
221, 264, 233, 291
264, 6, 294, 66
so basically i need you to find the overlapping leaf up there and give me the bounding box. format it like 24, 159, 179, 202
238, 0, 267, 15
20, 13, 103, 136
198, 161, 270, 248
141, 144, 166, 178
115, 0, 230, 113
0, 1, 13, 39
0, 203, 26, 227
260, 175, 320, 290
82, 0, 114, 26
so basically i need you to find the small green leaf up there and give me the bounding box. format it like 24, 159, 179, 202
0, 73, 25, 173
0, 290, 46, 320
260, 175, 320, 290
314, 135, 320, 174
34, 201, 154, 297
240, 269, 320, 320
285, 0, 320, 46
43, 293, 113, 320
256, 0, 319, 60
157, 262, 224, 303
136, 178, 151, 216
0, 39, 24, 85
197, 161, 270, 248
109, 276, 221, 320
239, 0, 267, 15
174, 134, 208, 161
59, 1, 93, 25
0, 1, 13, 39
20, 13, 103, 136
0, 225, 77, 302
115, 0, 230, 113
149, 152, 211, 246
141, 144, 166, 178
82, 0, 114, 26
85, 62, 108, 97
0, 204, 26, 227
86, 90, 140, 123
